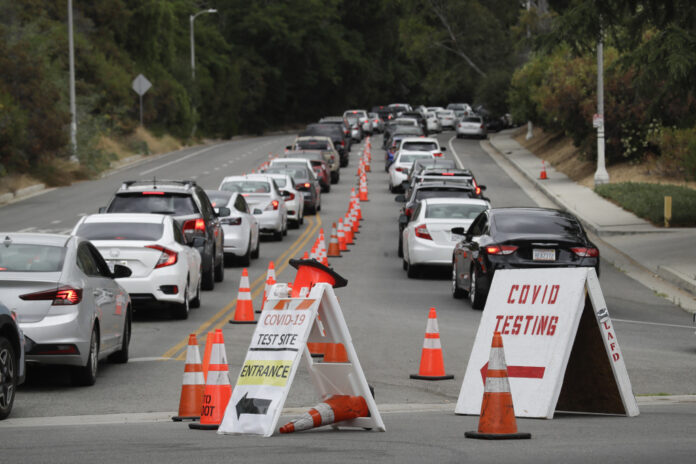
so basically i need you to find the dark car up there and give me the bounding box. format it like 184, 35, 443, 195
301, 122, 352, 166
0, 301, 25, 420
451, 208, 600, 309
383, 122, 424, 149
102, 179, 226, 290
395, 181, 481, 257
263, 166, 321, 214
405, 167, 487, 199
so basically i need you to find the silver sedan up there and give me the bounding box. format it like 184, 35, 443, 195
0, 233, 132, 386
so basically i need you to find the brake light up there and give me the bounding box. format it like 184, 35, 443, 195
396, 167, 407, 173
405, 207, 413, 217
146, 245, 178, 268
20, 286, 83, 305
183, 218, 206, 234
341, 140, 345, 146
414, 224, 432, 240
434, 152, 443, 157
142, 191, 164, 195
485, 245, 518, 255
220, 217, 242, 226
442, 172, 454, 176
475, 186, 482, 195
571, 247, 599, 257
284, 193, 296, 201
480, 124, 485, 129
265, 200, 279, 211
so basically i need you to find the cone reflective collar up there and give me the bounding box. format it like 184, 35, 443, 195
465, 332, 531, 440
230, 268, 257, 324
172, 334, 205, 421
410, 308, 454, 381
327, 223, 341, 258
289, 259, 347, 298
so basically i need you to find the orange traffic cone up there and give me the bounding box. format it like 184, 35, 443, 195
323, 343, 348, 362
189, 330, 232, 430
201, 330, 217, 382
465, 332, 531, 440
344, 215, 354, 245
260, 275, 276, 310
410, 308, 454, 380
356, 198, 363, 221
172, 334, 205, 421
337, 219, 349, 252
229, 268, 256, 324
350, 208, 359, 233
540, 160, 548, 180
359, 181, 369, 201
279, 395, 369, 433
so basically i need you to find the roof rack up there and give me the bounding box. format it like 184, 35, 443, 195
120, 178, 197, 190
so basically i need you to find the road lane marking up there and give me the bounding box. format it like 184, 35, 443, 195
613, 318, 694, 329
162, 214, 322, 360
447, 135, 464, 169
139, 144, 228, 176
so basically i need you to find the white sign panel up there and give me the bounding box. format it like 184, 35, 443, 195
131, 74, 152, 96
455, 268, 638, 418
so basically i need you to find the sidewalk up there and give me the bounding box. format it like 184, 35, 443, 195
488, 130, 696, 308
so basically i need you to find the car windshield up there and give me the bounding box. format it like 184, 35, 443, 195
76, 223, 164, 241
296, 140, 329, 150
415, 189, 473, 201
402, 141, 438, 151
425, 203, 487, 219
0, 244, 66, 272
346, 117, 359, 125
304, 125, 340, 136
494, 213, 583, 236
220, 181, 271, 194
399, 154, 432, 163
109, 193, 198, 215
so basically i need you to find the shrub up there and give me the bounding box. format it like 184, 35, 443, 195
595, 182, 696, 226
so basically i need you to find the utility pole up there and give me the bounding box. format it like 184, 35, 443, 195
190, 9, 217, 81
525, 0, 534, 140
594, 29, 610, 186
68, 0, 78, 162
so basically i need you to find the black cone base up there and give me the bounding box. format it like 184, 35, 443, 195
465, 431, 531, 440
189, 422, 220, 430
172, 415, 199, 422
229, 320, 257, 324
409, 374, 455, 381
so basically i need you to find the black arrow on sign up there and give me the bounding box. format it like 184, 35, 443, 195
236, 392, 272, 419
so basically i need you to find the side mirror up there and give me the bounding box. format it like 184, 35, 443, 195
253, 208, 263, 215
216, 207, 231, 217
112, 264, 132, 279
395, 195, 406, 203
450, 227, 465, 236
398, 214, 409, 225
280, 190, 292, 199
190, 236, 206, 248
479, 185, 487, 191
286, 145, 292, 150
98, 206, 106, 213
441, 147, 447, 151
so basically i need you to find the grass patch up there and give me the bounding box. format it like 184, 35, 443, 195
595, 182, 696, 227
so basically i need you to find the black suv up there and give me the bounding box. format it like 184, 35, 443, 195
102, 179, 226, 290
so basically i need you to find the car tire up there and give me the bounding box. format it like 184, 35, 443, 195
306, 205, 315, 215
172, 287, 190, 320
397, 234, 403, 258
406, 260, 420, 279
317, 203, 321, 212
201, 260, 215, 291
0, 336, 17, 420
214, 252, 224, 282
452, 263, 466, 299
299, 213, 304, 226
72, 326, 99, 386
190, 275, 201, 308
402, 259, 407, 271
273, 229, 283, 241
282, 220, 288, 236
108, 307, 130, 364
251, 236, 260, 259
469, 266, 487, 310
456, 134, 462, 139
331, 172, 339, 184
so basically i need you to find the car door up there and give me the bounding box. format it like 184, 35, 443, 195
171, 219, 198, 296
236, 195, 258, 249
457, 213, 487, 288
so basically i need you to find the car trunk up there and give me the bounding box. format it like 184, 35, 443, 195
0, 272, 63, 323
423, 219, 474, 245
243, 193, 272, 209
499, 235, 588, 265
92, 240, 164, 277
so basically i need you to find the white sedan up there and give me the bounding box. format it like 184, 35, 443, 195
73, 213, 202, 319
261, 173, 304, 228
206, 190, 260, 266
456, 115, 488, 139
388, 151, 435, 193
402, 198, 491, 278
399, 137, 446, 157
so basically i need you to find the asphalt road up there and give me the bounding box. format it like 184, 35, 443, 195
1, 131, 694, 462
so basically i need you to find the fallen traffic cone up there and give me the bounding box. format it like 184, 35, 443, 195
410, 308, 454, 380
307, 342, 325, 358
172, 334, 205, 421
229, 268, 256, 324
323, 343, 348, 362
288, 258, 348, 298
465, 332, 531, 440
279, 395, 369, 433
189, 330, 232, 430
539, 160, 548, 180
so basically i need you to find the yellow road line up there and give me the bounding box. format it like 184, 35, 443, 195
163, 214, 322, 360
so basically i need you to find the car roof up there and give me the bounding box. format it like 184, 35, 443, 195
116, 179, 197, 193
0, 233, 71, 247
275, 157, 313, 164
490, 207, 569, 217
221, 175, 272, 183
295, 136, 331, 142
81, 213, 167, 224
415, 181, 473, 190
420, 197, 488, 206
401, 137, 438, 144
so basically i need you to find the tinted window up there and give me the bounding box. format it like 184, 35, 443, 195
271, 177, 287, 188
0, 244, 66, 272
76, 223, 164, 241
109, 193, 198, 215
415, 189, 473, 201
402, 142, 438, 152
220, 181, 271, 193
425, 203, 488, 219
86, 243, 112, 277
493, 213, 583, 236
265, 168, 309, 181
234, 196, 249, 213
296, 140, 329, 150
172, 223, 186, 244
399, 154, 432, 163
77, 244, 100, 276
206, 192, 232, 208
463, 117, 482, 123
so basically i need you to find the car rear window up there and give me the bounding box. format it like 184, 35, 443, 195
402, 142, 438, 152
415, 189, 473, 201
206, 192, 232, 207
399, 153, 433, 163
425, 203, 487, 219
220, 181, 271, 193
494, 213, 583, 236
437, 111, 454, 117
76, 223, 164, 241
266, 168, 309, 181
0, 244, 66, 272
296, 141, 329, 150
108, 193, 198, 215
463, 117, 482, 123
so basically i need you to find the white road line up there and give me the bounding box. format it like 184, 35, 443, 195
129, 356, 173, 363
613, 318, 694, 329
50, 220, 61, 224
17, 227, 36, 232
202, 171, 210, 175
447, 135, 464, 169
139, 144, 226, 176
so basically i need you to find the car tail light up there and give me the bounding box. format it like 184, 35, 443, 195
485, 245, 518, 255
442, 172, 454, 176
183, 218, 206, 234
265, 200, 280, 211
20, 286, 83, 305
284, 193, 296, 201
396, 167, 408, 173
473, 178, 481, 196
571, 247, 599, 257
434, 152, 443, 157
480, 124, 485, 129
405, 207, 413, 217
414, 224, 432, 240
341, 140, 346, 146
142, 191, 165, 195
220, 217, 242, 225
146, 245, 178, 268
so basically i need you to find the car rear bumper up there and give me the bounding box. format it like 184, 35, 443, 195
408, 240, 456, 265
118, 269, 187, 305
21, 312, 90, 366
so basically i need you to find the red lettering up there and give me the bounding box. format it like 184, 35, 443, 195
531, 285, 541, 304
607, 332, 614, 340
548, 285, 559, 304
547, 316, 558, 335
507, 285, 519, 304
524, 315, 534, 334
519, 285, 530, 304
612, 353, 620, 361
511, 315, 523, 335
610, 343, 616, 351
494, 315, 504, 332
536, 315, 549, 335
542, 285, 548, 303
502, 315, 513, 334
603, 321, 611, 330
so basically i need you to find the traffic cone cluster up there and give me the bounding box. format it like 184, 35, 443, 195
189, 330, 232, 430
410, 307, 454, 380
279, 395, 369, 433
465, 332, 531, 440
229, 268, 256, 324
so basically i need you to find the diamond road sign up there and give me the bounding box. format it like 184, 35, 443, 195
132, 74, 152, 96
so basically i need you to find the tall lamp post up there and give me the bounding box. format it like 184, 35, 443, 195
594, 29, 610, 186
190, 8, 217, 80
68, 0, 78, 162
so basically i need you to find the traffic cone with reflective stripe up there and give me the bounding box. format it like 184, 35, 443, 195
261, 275, 276, 310
410, 308, 454, 380
229, 268, 256, 324
540, 160, 548, 180
359, 179, 369, 201
356, 198, 363, 221
189, 331, 232, 430
279, 395, 369, 433
327, 222, 341, 257
465, 332, 531, 440
350, 207, 360, 233
323, 343, 348, 362
172, 334, 205, 421
344, 214, 354, 245
201, 330, 215, 382
337, 219, 349, 252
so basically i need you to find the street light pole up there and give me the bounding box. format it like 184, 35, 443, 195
594, 29, 610, 186
189, 8, 217, 81
68, 0, 78, 162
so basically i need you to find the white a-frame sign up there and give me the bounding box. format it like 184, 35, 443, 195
456, 268, 639, 419
218, 278, 385, 437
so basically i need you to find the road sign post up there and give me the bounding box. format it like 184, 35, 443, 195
131, 74, 152, 126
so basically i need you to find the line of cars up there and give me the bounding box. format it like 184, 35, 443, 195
383, 102, 600, 312
0, 127, 359, 417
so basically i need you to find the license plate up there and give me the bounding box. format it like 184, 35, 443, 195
451, 233, 464, 242
533, 249, 556, 261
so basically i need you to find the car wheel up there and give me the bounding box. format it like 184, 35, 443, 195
306, 205, 315, 215
331, 172, 339, 184
172, 287, 190, 320
201, 259, 215, 291
239, 238, 252, 266
406, 260, 419, 279
251, 236, 260, 259
389, 184, 396, 193
299, 213, 304, 226
317, 203, 321, 212
273, 228, 283, 241
402, 259, 407, 271
72, 326, 99, 386
214, 252, 224, 282
282, 220, 288, 236
469, 266, 487, 310
456, 134, 462, 139
0, 336, 17, 420
397, 235, 403, 258
108, 307, 130, 364
190, 275, 202, 308
452, 262, 466, 299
